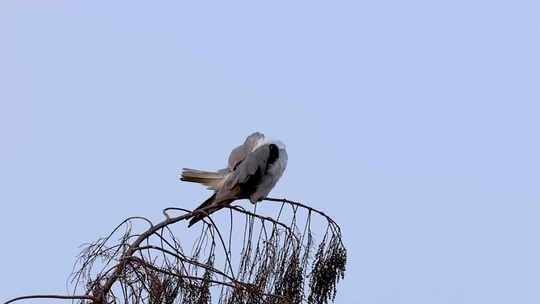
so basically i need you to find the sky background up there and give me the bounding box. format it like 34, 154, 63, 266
1, 1, 540, 303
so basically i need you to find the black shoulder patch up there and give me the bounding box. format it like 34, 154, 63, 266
267, 144, 279, 165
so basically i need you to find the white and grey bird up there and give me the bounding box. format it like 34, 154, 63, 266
181, 132, 288, 227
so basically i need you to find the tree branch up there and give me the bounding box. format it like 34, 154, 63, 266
3, 295, 94, 304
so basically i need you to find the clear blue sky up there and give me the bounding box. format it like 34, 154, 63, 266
1, 1, 539, 303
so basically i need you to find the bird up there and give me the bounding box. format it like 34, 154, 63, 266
180, 132, 288, 227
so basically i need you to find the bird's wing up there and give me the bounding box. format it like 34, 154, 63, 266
224, 144, 272, 194
227, 132, 266, 170
228, 144, 248, 171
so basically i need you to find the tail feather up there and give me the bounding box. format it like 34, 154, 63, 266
188, 193, 217, 227
181, 168, 226, 190
188, 193, 237, 227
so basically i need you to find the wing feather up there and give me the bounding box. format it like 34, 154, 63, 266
227, 132, 266, 170
223, 145, 270, 193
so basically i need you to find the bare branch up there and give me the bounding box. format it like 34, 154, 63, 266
3, 295, 94, 304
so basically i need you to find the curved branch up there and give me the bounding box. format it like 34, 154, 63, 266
264, 197, 340, 231
264, 197, 343, 240
222, 205, 301, 245
224, 205, 291, 233
3, 295, 94, 304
